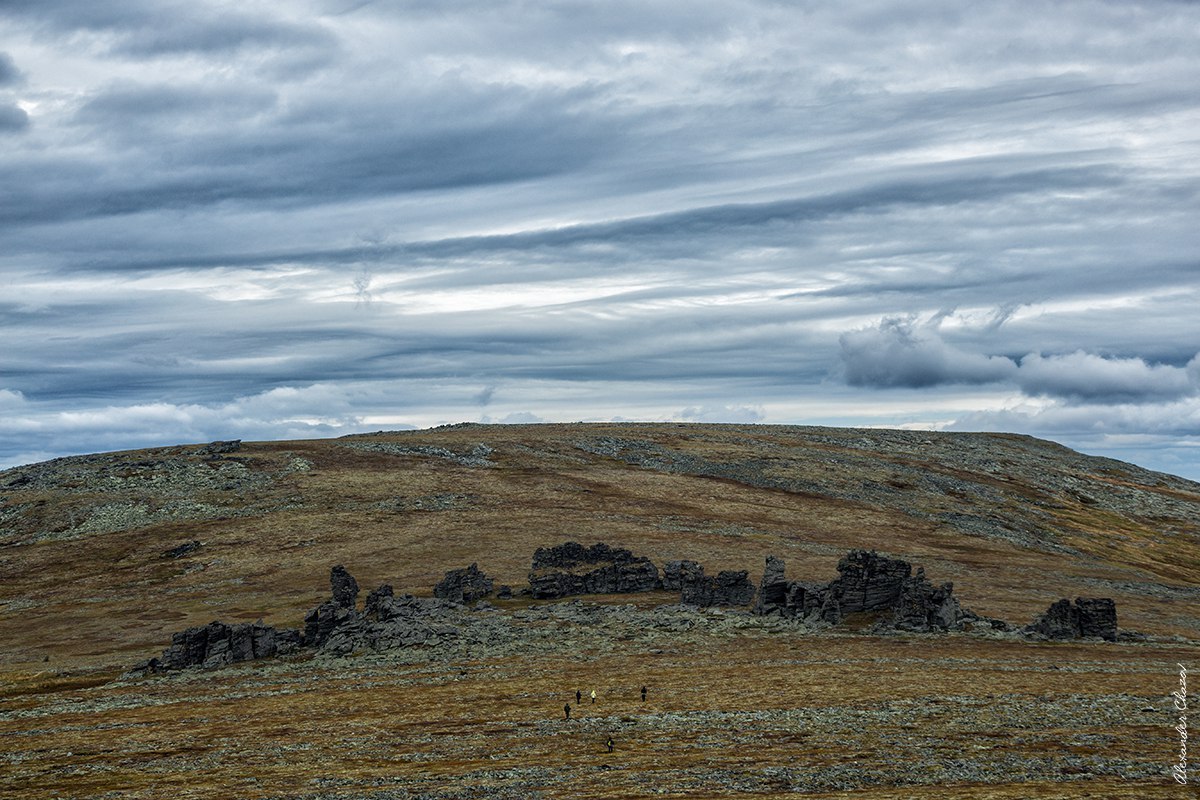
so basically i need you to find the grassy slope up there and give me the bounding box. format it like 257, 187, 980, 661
0, 423, 1197, 798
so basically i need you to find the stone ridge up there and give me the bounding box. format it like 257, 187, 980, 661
134, 546, 1120, 674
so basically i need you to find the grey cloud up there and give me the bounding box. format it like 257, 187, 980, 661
1016, 351, 1196, 403
839, 317, 1017, 388
0, 52, 22, 85
4, 0, 338, 60
839, 317, 1200, 404
0, 104, 29, 133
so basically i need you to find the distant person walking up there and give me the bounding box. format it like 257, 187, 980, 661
640, 685, 647, 702
564, 703, 571, 721
590, 689, 597, 704
576, 689, 582, 704
606, 736, 614, 753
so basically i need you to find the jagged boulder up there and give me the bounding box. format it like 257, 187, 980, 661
433, 563, 494, 604
154, 621, 301, 671
529, 541, 660, 599
680, 567, 756, 607
1026, 597, 1117, 641
330, 564, 360, 609
662, 560, 703, 591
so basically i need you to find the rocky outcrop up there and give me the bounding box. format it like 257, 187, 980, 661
1026, 597, 1117, 641
149, 620, 301, 671
750, 552, 969, 630
529, 541, 660, 599
662, 560, 703, 591
433, 563, 494, 604
754, 555, 789, 615
828, 550, 912, 613
680, 567, 756, 607
330, 564, 359, 609
893, 567, 960, 631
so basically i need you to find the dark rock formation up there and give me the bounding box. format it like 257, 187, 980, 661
1026, 597, 1117, 641
330, 564, 359, 609
162, 540, 201, 559
680, 567, 756, 607
662, 560, 703, 591
496, 585, 513, 599
433, 563, 494, 604
532, 542, 637, 570
754, 555, 789, 615
828, 550, 912, 613
750, 551, 970, 630
1075, 598, 1118, 640
893, 567, 960, 631
197, 439, 241, 455
364, 584, 394, 619
303, 601, 357, 648
152, 620, 301, 671
529, 541, 660, 599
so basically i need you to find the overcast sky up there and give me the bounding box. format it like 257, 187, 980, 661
2, 1, 1199, 480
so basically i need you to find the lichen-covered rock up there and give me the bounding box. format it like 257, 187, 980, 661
1026, 597, 1117, 640
680, 567, 756, 607
330, 564, 360, 609
433, 563, 494, 604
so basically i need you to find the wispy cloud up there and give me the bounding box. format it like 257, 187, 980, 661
1, 0, 1199, 479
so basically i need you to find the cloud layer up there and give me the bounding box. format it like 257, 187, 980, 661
1, 1, 1199, 479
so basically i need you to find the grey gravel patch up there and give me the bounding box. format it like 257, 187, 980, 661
341, 442, 496, 467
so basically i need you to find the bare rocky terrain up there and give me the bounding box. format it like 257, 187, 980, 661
0, 422, 1197, 798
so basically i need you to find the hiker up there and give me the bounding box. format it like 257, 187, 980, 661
640, 685, 647, 702
576, 689, 581, 704
590, 689, 597, 704
606, 736, 614, 753
564, 703, 571, 721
